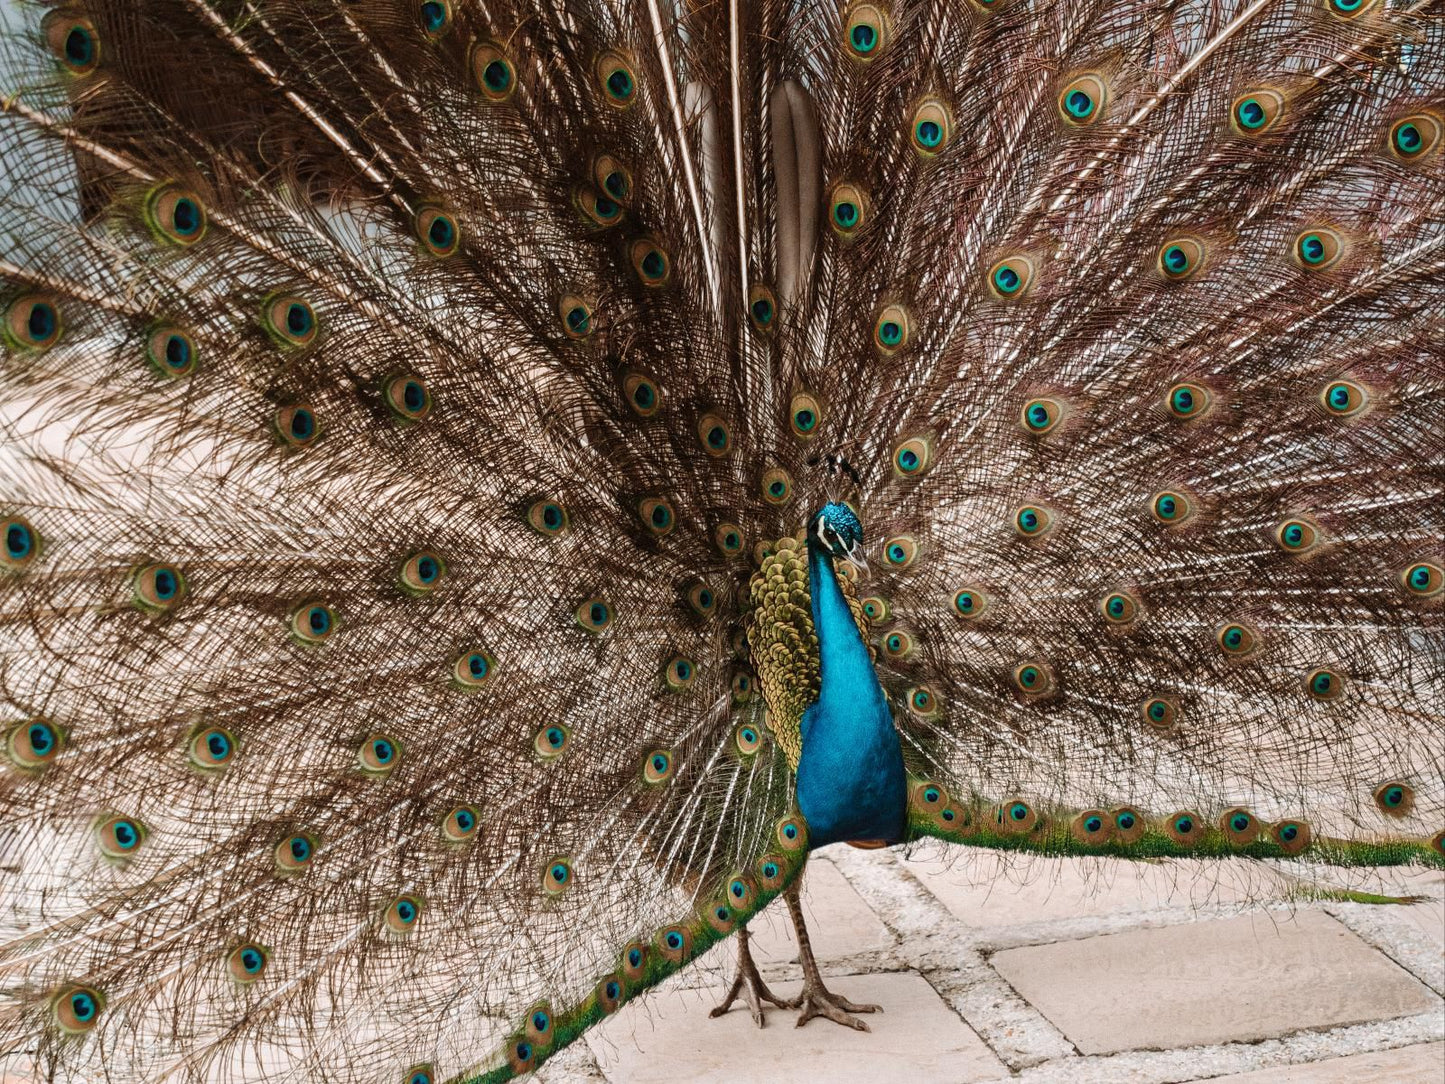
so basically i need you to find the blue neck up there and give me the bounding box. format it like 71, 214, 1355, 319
793, 541, 907, 847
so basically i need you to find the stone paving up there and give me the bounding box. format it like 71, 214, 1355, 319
540, 846, 1445, 1083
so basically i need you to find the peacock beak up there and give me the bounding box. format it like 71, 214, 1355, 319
846, 544, 870, 578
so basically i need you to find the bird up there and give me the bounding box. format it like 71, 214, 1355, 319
0, 0, 1442, 1080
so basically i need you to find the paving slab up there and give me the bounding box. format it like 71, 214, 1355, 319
989, 909, 1439, 1055
746, 857, 896, 965
586, 971, 1008, 1084
1195, 1040, 1445, 1082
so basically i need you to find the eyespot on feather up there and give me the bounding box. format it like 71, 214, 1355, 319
906, 684, 942, 719
133, 563, 187, 612
1013, 504, 1053, 538
44, 12, 99, 74
828, 181, 869, 238
419, 0, 452, 37
1012, 662, 1054, 697
4, 295, 62, 352
1071, 809, 1112, 846
596, 50, 639, 108
359, 735, 401, 774
789, 392, 822, 437
655, 923, 692, 963
188, 726, 236, 770
1020, 397, 1062, 433
997, 798, 1038, 834
559, 295, 595, 339
1230, 89, 1285, 136
748, 284, 778, 333
1100, 590, 1138, 625
1220, 807, 1260, 845
642, 750, 674, 785
883, 535, 917, 568
2, 515, 41, 572
1400, 561, 1443, 598
714, 522, 745, 556
775, 814, 808, 851
755, 854, 787, 891
274, 404, 320, 448
575, 597, 613, 632
526, 499, 568, 538
1216, 621, 1260, 656
638, 497, 676, 536
146, 326, 198, 377
534, 724, 569, 759
1319, 379, 1367, 417
881, 629, 915, 660
1157, 237, 1206, 280
910, 97, 953, 155
542, 858, 573, 895
1387, 113, 1443, 161
398, 550, 446, 595
1324, 0, 1379, 20
630, 239, 670, 285
892, 436, 932, 478
734, 722, 763, 757
1374, 781, 1414, 817
760, 467, 793, 505
1305, 667, 1344, 701
953, 586, 989, 620
227, 944, 269, 983
873, 304, 911, 354
144, 184, 207, 246
574, 185, 624, 229
96, 814, 146, 858
385, 895, 423, 933
1166, 381, 1211, 419
262, 295, 318, 348
383, 373, 432, 425
861, 595, 891, 622
1059, 74, 1108, 126
1293, 228, 1345, 270
442, 805, 480, 841
1140, 696, 1178, 731
472, 41, 516, 101
1150, 489, 1193, 525
988, 256, 1035, 299
697, 413, 732, 456
1271, 819, 1312, 854
842, 3, 891, 60
593, 154, 633, 204
53, 986, 103, 1032
1165, 811, 1204, 846
275, 833, 315, 871
7, 719, 64, 769
414, 206, 460, 257
288, 601, 337, 645
622, 371, 661, 416
1111, 806, 1146, 843
1275, 518, 1320, 554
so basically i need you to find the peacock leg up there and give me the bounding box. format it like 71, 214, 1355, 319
784, 878, 880, 1031
709, 923, 799, 1026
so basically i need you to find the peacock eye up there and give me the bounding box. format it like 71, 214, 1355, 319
472, 42, 516, 101
414, 205, 459, 256
861, 595, 892, 622
1012, 662, 1054, 696
525, 499, 568, 538
988, 256, 1035, 299
892, 437, 932, 477
359, 735, 401, 774
399, 550, 446, 595
227, 943, 269, 983
686, 582, 716, 617
383, 373, 432, 425
1020, 397, 1062, 433
274, 404, 320, 448
621, 371, 661, 416
1388, 113, 1442, 160
576, 597, 613, 632
8, 719, 64, 768
146, 325, 199, 377
133, 562, 187, 612
734, 723, 762, 756
558, 294, 596, 339
843, 3, 890, 59
276, 833, 315, 870
873, 303, 911, 353
714, 522, 745, 555
1293, 228, 1345, 270
1058, 74, 1108, 125
1230, 89, 1285, 135
1157, 237, 1206, 280
289, 601, 336, 645
910, 97, 953, 155
2, 515, 41, 571
1374, 780, 1415, 817
1400, 561, 1443, 598
263, 295, 318, 348
1305, 667, 1343, 701
54, 986, 103, 1032
638, 497, 676, 536
630, 239, 670, 286
657, 924, 691, 961
907, 685, 942, 718
755, 856, 785, 888
596, 51, 638, 107
1325, 0, 1378, 20
697, 413, 732, 457
189, 726, 236, 769
1100, 590, 1138, 625
4, 295, 63, 352
998, 798, 1038, 833
828, 182, 869, 237
1275, 518, 1319, 554
1140, 697, 1178, 729
882, 629, 914, 659
1216, 621, 1259, 656
731, 671, 754, 702
643, 749, 673, 784
789, 392, 822, 437
145, 184, 207, 246
776, 815, 808, 849
1319, 379, 1366, 416
1166, 381, 1211, 419
575, 185, 624, 229
543, 858, 573, 894
1151, 489, 1193, 525
96, 814, 145, 858
44, 12, 100, 74
1013, 504, 1053, 538
883, 535, 917, 568
534, 724, 570, 759
663, 655, 697, 691
443, 805, 480, 840
419, 0, 451, 37
386, 895, 423, 932
1220, 807, 1259, 844
760, 467, 793, 505
408, 1068, 436, 1084
953, 586, 988, 619
591, 153, 633, 204
748, 284, 778, 332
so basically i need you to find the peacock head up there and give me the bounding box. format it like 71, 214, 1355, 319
809, 502, 868, 572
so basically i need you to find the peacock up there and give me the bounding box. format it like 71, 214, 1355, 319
0, 0, 1442, 1079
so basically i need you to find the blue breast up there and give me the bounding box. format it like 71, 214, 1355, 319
794, 543, 907, 847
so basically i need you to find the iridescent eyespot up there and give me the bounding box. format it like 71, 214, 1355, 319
882, 629, 914, 659
1167, 381, 1210, 419
96, 815, 145, 858
843, 3, 890, 59
575, 186, 624, 228
883, 536, 917, 568
596, 975, 624, 1015
1401, 561, 1443, 598
776, 814, 808, 850
697, 413, 732, 457
988, 256, 1034, 299
1325, 0, 1377, 20
146, 326, 198, 378
415, 206, 459, 256
472, 42, 516, 101
576, 598, 612, 632
748, 284, 778, 333
1271, 819, 1312, 854
1100, 591, 1138, 625
8, 719, 63, 768
593, 154, 633, 204
911, 97, 952, 155
861, 595, 891, 622
274, 404, 320, 447
408, 1067, 436, 1084
706, 898, 737, 934
907, 684, 942, 718
912, 781, 947, 812
790, 392, 822, 437
828, 182, 868, 237
386, 895, 423, 932
622, 371, 661, 416
2, 515, 40, 572
543, 858, 572, 895
44, 13, 100, 75
735, 723, 762, 756
383, 373, 432, 425
893, 437, 931, 477
1373, 780, 1414, 817
663, 656, 697, 691
145, 184, 207, 246
1293, 228, 1345, 270
1141, 697, 1177, 730
1014, 504, 1053, 538
597, 51, 638, 107
1021, 397, 1061, 433
528, 1005, 554, 1047
760, 467, 793, 505
263, 295, 318, 348
638, 497, 676, 536
873, 304, 911, 354
1166, 811, 1202, 846
526, 500, 568, 538
714, 522, 744, 555
1013, 662, 1053, 696
290, 601, 336, 645
1319, 379, 1366, 416
508, 1040, 537, 1074
54, 986, 103, 1032
1305, 667, 1343, 701
275, 833, 315, 871
419, 0, 451, 36
1157, 237, 1205, 280
686, 581, 716, 617
1230, 89, 1284, 135
1275, 518, 1319, 553
399, 550, 446, 595
443, 805, 479, 840
1388, 113, 1442, 160
1216, 621, 1259, 656
228, 944, 268, 983
133, 562, 187, 612
1220, 807, 1259, 845
4, 295, 62, 351
559, 295, 595, 339
189, 726, 235, 769
643, 750, 673, 784
622, 941, 649, 981
1071, 809, 1111, 845
1151, 490, 1193, 525
534, 724, 569, 759
630, 239, 670, 285
1112, 806, 1145, 843
731, 671, 754, 702
755, 855, 786, 890
359, 735, 400, 774
1059, 74, 1107, 125
998, 798, 1037, 833
656, 924, 691, 962
953, 587, 988, 620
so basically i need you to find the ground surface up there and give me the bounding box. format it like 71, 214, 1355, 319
543, 846, 1444, 1083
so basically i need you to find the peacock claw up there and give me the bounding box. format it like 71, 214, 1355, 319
710, 925, 798, 1027
793, 978, 880, 1031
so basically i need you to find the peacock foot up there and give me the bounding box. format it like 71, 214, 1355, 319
710, 925, 799, 1027
792, 975, 880, 1031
